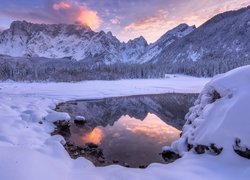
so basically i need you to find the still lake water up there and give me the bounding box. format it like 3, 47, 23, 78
55, 93, 198, 167
70, 113, 181, 167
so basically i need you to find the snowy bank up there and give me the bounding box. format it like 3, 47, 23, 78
167, 66, 250, 165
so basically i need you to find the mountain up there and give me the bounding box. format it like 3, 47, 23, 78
1, 6, 249, 81
154, 6, 250, 75
138, 24, 195, 63
0, 21, 121, 64
0, 21, 193, 64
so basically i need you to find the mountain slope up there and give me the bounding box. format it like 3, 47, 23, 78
138, 24, 195, 63
155, 6, 250, 65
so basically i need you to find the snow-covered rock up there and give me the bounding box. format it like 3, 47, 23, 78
75, 116, 86, 121
45, 111, 71, 122
168, 65, 250, 160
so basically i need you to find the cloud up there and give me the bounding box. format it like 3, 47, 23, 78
110, 17, 120, 25
124, 10, 169, 31
0, 0, 102, 30
121, 0, 250, 43
0, 0, 249, 42
53, 1, 71, 10
122, 10, 175, 43
50, 0, 102, 30
76, 6, 101, 30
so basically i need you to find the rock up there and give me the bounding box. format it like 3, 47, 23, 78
60, 139, 66, 145
51, 120, 71, 137
187, 143, 194, 151
74, 120, 86, 127
89, 149, 98, 156
124, 163, 130, 167
233, 138, 250, 159
211, 90, 221, 103
139, 165, 147, 169
162, 150, 180, 162
86, 142, 98, 149
69, 146, 77, 151
74, 116, 87, 127
98, 157, 105, 163
209, 143, 223, 155
194, 145, 207, 154
38, 121, 43, 124
112, 160, 119, 164
75, 115, 86, 121
67, 142, 74, 146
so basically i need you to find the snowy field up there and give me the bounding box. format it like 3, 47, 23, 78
0, 74, 249, 180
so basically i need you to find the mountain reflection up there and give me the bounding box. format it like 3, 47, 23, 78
57, 93, 197, 167
72, 113, 180, 146
70, 113, 181, 166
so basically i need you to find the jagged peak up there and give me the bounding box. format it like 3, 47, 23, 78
9, 20, 92, 36
127, 36, 148, 46
107, 31, 113, 37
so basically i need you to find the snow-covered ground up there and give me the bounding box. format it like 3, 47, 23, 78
0, 76, 209, 99
0, 74, 249, 180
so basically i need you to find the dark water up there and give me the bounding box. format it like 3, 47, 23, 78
55, 93, 198, 167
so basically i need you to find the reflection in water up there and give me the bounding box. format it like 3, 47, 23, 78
70, 113, 180, 167
56, 93, 197, 167
80, 128, 104, 145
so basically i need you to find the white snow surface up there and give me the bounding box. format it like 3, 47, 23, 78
171, 66, 250, 155
0, 73, 249, 180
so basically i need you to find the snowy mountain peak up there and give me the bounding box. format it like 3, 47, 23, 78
0, 20, 194, 64
127, 36, 148, 47
9, 20, 92, 37
155, 23, 196, 46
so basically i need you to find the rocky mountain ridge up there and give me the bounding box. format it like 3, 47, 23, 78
0, 21, 195, 64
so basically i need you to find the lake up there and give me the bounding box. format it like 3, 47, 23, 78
54, 93, 198, 168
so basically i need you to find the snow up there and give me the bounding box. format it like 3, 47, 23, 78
167, 66, 250, 177
0, 77, 209, 99
171, 66, 250, 154
0, 72, 249, 180
75, 116, 86, 121
45, 111, 71, 122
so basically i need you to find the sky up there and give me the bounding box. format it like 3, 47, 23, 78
0, 0, 249, 43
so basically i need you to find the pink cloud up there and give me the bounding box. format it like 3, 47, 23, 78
122, 0, 250, 43
0, 0, 102, 30
110, 17, 120, 25
125, 10, 169, 31
53, 1, 71, 10
77, 6, 102, 30
51, 1, 102, 30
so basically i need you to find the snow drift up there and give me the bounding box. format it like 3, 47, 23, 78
167, 65, 250, 161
